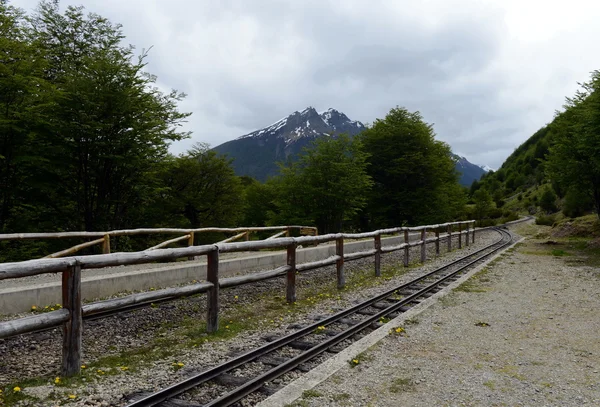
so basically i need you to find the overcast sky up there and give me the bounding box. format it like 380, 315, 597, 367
11, 0, 600, 168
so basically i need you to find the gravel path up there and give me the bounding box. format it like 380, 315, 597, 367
0, 231, 499, 406
299, 224, 600, 406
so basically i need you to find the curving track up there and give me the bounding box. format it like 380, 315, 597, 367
125, 227, 514, 407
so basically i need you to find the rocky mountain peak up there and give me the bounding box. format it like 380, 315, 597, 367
236, 106, 365, 145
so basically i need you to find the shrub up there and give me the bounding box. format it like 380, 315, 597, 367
500, 212, 519, 223
536, 214, 556, 226
562, 187, 594, 218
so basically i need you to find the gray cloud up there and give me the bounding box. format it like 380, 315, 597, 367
10, 0, 600, 168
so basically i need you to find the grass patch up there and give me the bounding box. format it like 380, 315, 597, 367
332, 392, 351, 401
483, 380, 496, 390
455, 267, 493, 293
496, 365, 526, 381
389, 377, 415, 393
301, 389, 323, 399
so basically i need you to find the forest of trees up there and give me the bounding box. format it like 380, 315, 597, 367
471, 70, 600, 222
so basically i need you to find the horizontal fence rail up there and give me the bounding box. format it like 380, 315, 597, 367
0, 220, 476, 376
0, 225, 319, 260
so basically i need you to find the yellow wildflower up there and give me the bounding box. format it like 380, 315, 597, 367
31, 305, 37, 311
81, 365, 86, 369
54, 377, 61, 384
234, 295, 239, 300
177, 362, 184, 367
68, 394, 76, 399
13, 386, 21, 392
225, 325, 230, 329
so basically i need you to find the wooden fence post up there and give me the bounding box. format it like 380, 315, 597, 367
102, 234, 110, 254
374, 233, 381, 277
458, 223, 462, 249
472, 222, 475, 244
285, 227, 290, 237
286, 243, 297, 303
420, 228, 427, 263
336, 236, 345, 289
466, 223, 470, 247
206, 248, 219, 333
403, 230, 409, 267
187, 232, 195, 261
447, 225, 452, 252
62, 263, 82, 377
245, 231, 250, 241
435, 228, 440, 255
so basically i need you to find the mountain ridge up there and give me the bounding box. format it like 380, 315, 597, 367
213, 107, 489, 185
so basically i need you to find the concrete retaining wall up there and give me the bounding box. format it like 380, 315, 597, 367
0, 235, 408, 314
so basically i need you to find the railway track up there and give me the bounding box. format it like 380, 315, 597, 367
126, 227, 515, 407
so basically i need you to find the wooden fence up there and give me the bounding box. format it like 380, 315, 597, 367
0, 220, 474, 376
0, 225, 318, 260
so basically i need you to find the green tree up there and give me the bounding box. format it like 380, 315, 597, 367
473, 189, 492, 224
241, 178, 276, 227
156, 144, 243, 229
547, 70, 600, 219
0, 2, 54, 232
360, 107, 463, 227
29, 1, 190, 231
539, 187, 557, 214
269, 134, 372, 234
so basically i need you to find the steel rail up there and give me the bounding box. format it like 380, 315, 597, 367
126, 228, 513, 407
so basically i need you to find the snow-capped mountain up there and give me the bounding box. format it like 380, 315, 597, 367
453, 154, 490, 186
213, 107, 490, 186
237, 107, 364, 144
213, 107, 366, 181
479, 164, 495, 172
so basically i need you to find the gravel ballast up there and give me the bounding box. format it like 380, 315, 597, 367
290, 225, 600, 406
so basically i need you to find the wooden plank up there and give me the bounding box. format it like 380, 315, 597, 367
218, 232, 247, 244
0, 310, 69, 340
0, 225, 305, 240
344, 249, 377, 261
286, 244, 297, 303
336, 237, 344, 289
299, 228, 317, 236
206, 250, 219, 333
147, 234, 191, 250
266, 230, 287, 240
295, 234, 337, 245
62, 264, 82, 377
187, 232, 195, 261
447, 224, 452, 252
374, 233, 381, 277
0, 258, 75, 280
466, 224, 470, 247
44, 238, 104, 259
435, 229, 440, 255
218, 238, 294, 253
472, 224, 476, 244
296, 256, 339, 272
82, 282, 213, 315
78, 244, 216, 269
420, 228, 427, 263
404, 230, 409, 267
380, 243, 409, 254
219, 266, 290, 288
458, 223, 462, 249
102, 234, 111, 254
